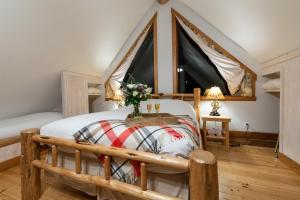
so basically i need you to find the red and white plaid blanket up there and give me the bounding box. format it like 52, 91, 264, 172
73, 115, 200, 183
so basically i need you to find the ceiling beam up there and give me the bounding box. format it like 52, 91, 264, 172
157, 0, 169, 5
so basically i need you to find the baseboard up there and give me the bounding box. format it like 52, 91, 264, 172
278, 153, 300, 176
229, 131, 278, 140
0, 156, 20, 172
201, 129, 278, 148
230, 131, 278, 148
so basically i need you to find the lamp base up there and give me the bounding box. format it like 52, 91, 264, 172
210, 111, 220, 116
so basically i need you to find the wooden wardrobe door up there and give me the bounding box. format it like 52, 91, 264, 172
62, 74, 89, 117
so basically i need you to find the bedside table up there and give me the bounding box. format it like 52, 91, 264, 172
202, 115, 231, 151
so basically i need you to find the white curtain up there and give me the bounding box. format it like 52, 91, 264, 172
177, 17, 245, 95
108, 26, 151, 97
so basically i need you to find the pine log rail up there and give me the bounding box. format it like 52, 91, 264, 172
20, 88, 219, 200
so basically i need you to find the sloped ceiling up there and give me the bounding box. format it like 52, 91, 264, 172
0, 0, 155, 119
0, 0, 297, 120
183, 0, 300, 63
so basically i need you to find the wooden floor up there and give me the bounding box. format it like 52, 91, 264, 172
0, 143, 299, 200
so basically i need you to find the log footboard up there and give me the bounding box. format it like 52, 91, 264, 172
20, 128, 218, 200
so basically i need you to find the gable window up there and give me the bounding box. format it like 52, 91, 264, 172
172, 9, 257, 100
177, 23, 230, 95
123, 27, 155, 91
105, 14, 158, 100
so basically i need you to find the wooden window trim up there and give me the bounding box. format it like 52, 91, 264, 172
105, 13, 158, 101
171, 8, 257, 101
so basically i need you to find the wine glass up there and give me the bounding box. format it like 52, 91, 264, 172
147, 103, 152, 113
154, 103, 160, 113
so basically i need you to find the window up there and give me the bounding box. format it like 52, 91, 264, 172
177, 23, 230, 95
105, 14, 157, 100
172, 9, 257, 100
123, 27, 155, 92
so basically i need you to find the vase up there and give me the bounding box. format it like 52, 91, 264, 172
132, 103, 142, 118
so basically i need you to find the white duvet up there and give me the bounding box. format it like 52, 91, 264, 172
41, 99, 199, 139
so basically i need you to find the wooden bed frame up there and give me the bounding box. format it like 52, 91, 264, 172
0, 136, 20, 172
20, 88, 219, 200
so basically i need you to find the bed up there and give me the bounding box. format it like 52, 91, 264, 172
20, 88, 219, 200
0, 112, 62, 171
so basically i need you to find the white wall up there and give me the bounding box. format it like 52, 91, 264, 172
100, 0, 279, 133
280, 57, 300, 164
0, 0, 154, 120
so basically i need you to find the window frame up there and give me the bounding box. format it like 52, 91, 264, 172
105, 13, 158, 101
171, 9, 257, 101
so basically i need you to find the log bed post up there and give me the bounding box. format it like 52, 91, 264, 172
193, 88, 201, 123
192, 88, 218, 199
21, 128, 41, 200
194, 88, 206, 149
189, 150, 219, 200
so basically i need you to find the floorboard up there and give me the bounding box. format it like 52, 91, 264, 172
0, 143, 299, 200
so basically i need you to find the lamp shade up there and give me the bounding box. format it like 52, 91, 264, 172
207, 86, 224, 99
114, 89, 123, 101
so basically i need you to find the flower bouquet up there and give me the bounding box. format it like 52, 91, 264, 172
121, 82, 152, 118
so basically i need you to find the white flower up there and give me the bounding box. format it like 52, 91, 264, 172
145, 87, 152, 94
132, 91, 139, 97
127, 84, 134, 89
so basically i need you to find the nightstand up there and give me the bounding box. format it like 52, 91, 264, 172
202, 115, 231, 151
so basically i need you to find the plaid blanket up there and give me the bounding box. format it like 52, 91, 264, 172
73, 115, 200, 183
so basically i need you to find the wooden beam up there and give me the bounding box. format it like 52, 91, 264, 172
32, 135, 189, 170
140, 162, 147, 191
33, 160, 181, 200
75, 150, 81, 174
104, 156, 111, 180
51, 145, 58, 167
157, 0, 169, 4
0, 136, 20, 148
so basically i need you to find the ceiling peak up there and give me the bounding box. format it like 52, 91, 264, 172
157, 0, 169, 5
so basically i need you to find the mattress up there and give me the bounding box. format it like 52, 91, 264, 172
0, 112, 62, 162
0, 112, 63, 139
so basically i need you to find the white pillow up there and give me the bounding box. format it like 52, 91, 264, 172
88, 87, 100, 94
262, 78, 280, 90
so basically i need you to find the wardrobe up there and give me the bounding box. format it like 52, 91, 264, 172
262, 48, 300, 165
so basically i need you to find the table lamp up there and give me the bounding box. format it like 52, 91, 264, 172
207, 86, 224, 116
114, 89, 124, 107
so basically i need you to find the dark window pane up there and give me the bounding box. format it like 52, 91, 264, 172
123, 28, 154, 92
177, 22, 229, 95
